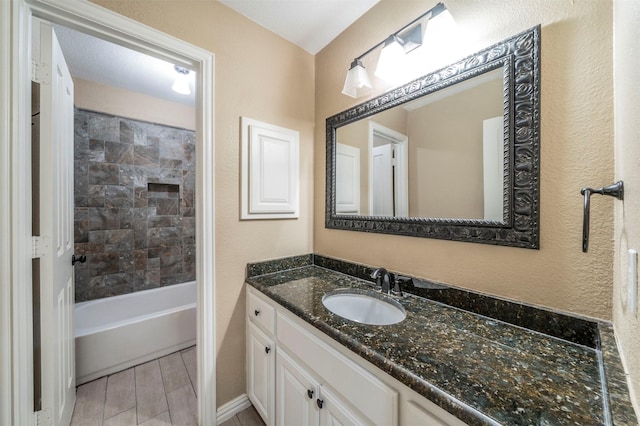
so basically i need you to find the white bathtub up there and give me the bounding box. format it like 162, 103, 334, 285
75, 281, 196, 385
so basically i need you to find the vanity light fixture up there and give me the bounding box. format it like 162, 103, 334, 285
341, 2, 454, 98
172, 65, 191, 95
374, 34, 408, 83
342, 58, 373, 98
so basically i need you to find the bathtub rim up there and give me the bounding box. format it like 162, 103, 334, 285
74, 280, 196, 338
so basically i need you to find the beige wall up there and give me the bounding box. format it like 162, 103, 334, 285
73, 77, 196, 130
613, 0, 640, 411
91, 0, 315, 406
315, 0, 614, 320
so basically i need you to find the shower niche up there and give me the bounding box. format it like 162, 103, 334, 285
73, 109, 196, 302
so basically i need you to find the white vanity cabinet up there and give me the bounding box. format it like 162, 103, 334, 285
275, 349, 319, 426
276, 349, 369, 426
246, 286, 467, 426
247, 321, 275, 425
247, 290, 277, 425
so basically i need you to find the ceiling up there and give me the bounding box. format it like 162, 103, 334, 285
218, 0, 380, 55
53, 0, 379, 107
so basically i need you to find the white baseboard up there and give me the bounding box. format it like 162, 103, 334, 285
216, 393, 252, 424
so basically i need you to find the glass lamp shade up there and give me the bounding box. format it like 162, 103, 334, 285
418, 8, 459, 74
374, 35, 407, 84
342, 59, 373, 98
172, 68, 191, 95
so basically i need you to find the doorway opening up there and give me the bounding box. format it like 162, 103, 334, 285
368, 121, 408, 217
5, 2, 216, 424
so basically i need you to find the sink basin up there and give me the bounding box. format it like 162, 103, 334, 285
322, 289, 406, 325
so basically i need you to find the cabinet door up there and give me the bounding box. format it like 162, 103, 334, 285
276, 349, 319, 426
402, 400, 468, 426
318, 385, 369, 426
248, 321, 275, 426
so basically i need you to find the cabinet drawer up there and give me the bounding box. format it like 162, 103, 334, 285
248, 287, 275, 334
277, 311, 397, 426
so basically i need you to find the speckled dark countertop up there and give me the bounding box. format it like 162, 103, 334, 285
246, 254, 638, 426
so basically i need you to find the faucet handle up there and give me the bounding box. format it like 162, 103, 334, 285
391, 275, 412, 297
370, 267, 387, 279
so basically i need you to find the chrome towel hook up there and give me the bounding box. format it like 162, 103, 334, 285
580, 181, 624, 252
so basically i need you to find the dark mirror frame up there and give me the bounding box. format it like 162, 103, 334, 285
325, 25, 540, 249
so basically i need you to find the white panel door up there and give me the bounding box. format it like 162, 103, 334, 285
371, 144, 394, 216
276, 349, 319, 426
36, 19, 76, 426
335, 143, 360, 214
482, 116, 504, 221
318, 385, 368, 426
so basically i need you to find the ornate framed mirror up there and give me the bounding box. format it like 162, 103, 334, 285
325, 26, 540, 249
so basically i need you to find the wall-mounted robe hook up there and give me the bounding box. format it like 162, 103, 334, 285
580, 181, 624, 252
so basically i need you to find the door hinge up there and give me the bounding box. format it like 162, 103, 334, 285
32, 59, 50, 85
35, 408, 52, 426
32, 236, 49, 259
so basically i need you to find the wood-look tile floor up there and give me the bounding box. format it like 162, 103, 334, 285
71, 346, 264, 426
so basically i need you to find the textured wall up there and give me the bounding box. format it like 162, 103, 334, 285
613, 0, 640, 412
315, 0, 614, 320
74, 109, 196, 302
90, 0, 315, 406
73, 78, 195, 130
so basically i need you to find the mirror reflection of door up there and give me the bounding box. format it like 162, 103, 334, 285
336, 143, 360, 214
369, 122, 408, 218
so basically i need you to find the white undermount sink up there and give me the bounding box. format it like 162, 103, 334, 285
322, 289, 406, 326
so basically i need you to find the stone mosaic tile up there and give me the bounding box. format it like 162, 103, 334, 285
89, 163, 119, 185
159, 139, 183, 160
74, 111, 89, 142
105, 141, 134, 164
74, 109, 195, 302
134, 145, 160, 167
183, 143, 195, 170
89, 114, 119, 141
88, 207, 120, 231
88, 252, 119, 277
74, 219, 89, 243
119, 120, 134, 144
247, 264, 637, 426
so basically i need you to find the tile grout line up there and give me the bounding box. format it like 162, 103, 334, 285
134, 366, 140, 425
101, 376, 107, 426
182, 348, 197, 397
158, 359, 173, 425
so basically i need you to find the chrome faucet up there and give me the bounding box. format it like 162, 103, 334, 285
371, 268, 393, 294
371, 268, 408, 296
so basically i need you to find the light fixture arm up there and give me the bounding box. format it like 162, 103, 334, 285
351, 1, 445, 63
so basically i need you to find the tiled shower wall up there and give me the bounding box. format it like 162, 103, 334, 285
73, 109, 196, 302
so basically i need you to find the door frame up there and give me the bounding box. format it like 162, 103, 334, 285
368, 121, 408, 217
0, 1, 217, 424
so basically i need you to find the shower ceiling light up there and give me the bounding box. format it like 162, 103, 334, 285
172, 65, 191, 95
341, 2, 456, 97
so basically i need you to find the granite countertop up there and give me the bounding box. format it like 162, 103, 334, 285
245, 254, 638, 426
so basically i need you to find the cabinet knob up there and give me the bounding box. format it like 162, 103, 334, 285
307, 389, 314, 399
254, 309, 261, 316
265, 346, 271, 354
316, 399, 324, 409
